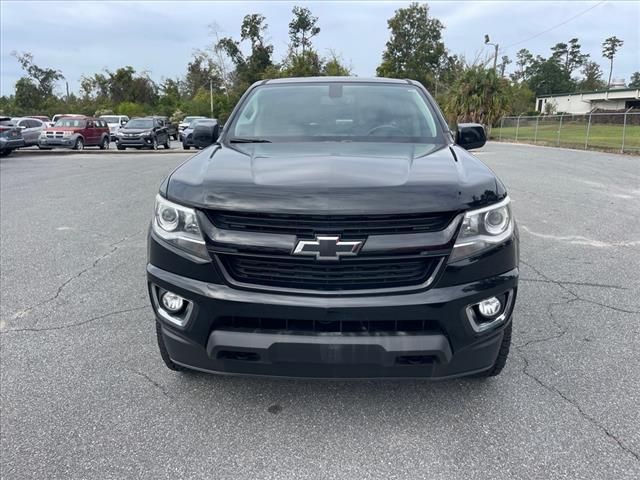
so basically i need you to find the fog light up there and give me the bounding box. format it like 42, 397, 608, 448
161, 291, 184, 313
478, 297, 501, 317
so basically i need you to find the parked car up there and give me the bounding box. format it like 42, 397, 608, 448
11, 117, 46, 147
181, 118, 217, 149
30, 115, 51, 124
115, 117, 170, 150
39, 116, 110, 150
100, 115, 130, 140
148, 77, 518, 379
0, 117, 25, 157
152, 116, 179, 140
178, 116, 205, 136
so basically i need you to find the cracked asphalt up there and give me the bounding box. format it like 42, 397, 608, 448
1, 143, 639, 479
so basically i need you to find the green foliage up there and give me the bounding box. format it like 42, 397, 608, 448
550, 38, 589, 74
526, 57, 575, 95
579, 61, 606, 91
288, 6, 320, 55
629, 72, 640, 88
602, 36, 624, 86
116, 101, 146, 118
376, 2, 446, 90
443, 66, 513, 127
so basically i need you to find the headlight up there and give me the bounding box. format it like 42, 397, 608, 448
62, 131, 73, 137
116, 131, 125, 136
448, 197, 513, 262
152, 195, 209, 261
140, 130, 152, 136
40, 131, 47, 137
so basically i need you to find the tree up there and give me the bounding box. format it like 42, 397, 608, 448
444, 66, 512, 127
288, 6, 320, 56
602, 36, 624, 87
551, 38, 588, 75
12, 52, 64, 98
321, 51, 352, 76
376, 2, 446, 90
184, 52, 219, 98
526, 57, 574, 95
499, 55, 511, 78
511, 48, 534, 82
629, 72, 640, 88
14, 78, 42, 112
579, 61, 606, 91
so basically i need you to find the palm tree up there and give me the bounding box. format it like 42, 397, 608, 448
602, 36, 624, 87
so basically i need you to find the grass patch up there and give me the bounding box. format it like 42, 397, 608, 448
492, 122, 640, 153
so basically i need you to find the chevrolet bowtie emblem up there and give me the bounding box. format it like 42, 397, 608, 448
292, 236, 364, 261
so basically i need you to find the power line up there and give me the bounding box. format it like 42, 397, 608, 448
502, 1, 606, 52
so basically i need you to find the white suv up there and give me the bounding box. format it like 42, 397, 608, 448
99, 115, 130, 140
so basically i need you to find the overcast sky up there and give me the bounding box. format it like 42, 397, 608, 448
1, 1, 638, 96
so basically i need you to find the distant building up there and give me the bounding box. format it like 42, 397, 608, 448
536, 87, 640, 114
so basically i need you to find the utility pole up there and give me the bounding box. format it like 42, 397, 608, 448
209, 78, 214, 119
484, 34, 499, 72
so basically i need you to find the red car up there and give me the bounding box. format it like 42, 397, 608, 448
39, 116, 110, 150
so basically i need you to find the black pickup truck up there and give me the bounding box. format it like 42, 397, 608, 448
147, 77, 518, 379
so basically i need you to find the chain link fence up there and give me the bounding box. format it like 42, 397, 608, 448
493, 112, 640, 154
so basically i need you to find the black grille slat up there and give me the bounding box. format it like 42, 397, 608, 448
217, 316, 443, 335
219, 255, 437, 291
208, 211, 455, 236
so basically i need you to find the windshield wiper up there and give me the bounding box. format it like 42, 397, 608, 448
228, 137, 272, 143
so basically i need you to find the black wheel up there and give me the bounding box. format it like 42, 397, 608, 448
164, 136, 171, 149
471, 321, 512, 378
117, 145, 126, 150
0, 149, 11, 157
38, 146, 52, 150
151, 137, 158, 150
99, 137, 109, 150
156, 322, 186, 372
74, 138, 84, 150
183, 144, 190, 150
173, 134, 179, 141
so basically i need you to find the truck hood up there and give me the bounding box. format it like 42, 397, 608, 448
166, 142, 505, 214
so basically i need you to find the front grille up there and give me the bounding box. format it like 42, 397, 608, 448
207, 211, 455, 237
217, 316, 443, 335
217, 254, 439, 291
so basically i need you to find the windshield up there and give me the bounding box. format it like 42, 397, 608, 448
54, 118, 86, 128
125, 119, 153, 129
183, 116, 203, 123
227, 82, 444, 143
101, 116, 120, 124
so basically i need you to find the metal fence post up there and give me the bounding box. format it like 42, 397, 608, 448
499, 116, 504, 141
556, 114, 564, 147
515, 114, 522, 141
621, 112, 628, 153
584, 112, 592, 150
534, 115, 541, 143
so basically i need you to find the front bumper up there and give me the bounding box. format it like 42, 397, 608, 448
148, 258, 518, 378
116, 137, 154, 147
38, 138, 75, 148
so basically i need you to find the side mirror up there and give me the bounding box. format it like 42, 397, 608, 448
456, 123, 486, 150
120, 120, 127, 125
192, 123, 220, 148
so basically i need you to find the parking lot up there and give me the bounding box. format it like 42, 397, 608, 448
1, 142, 639, 479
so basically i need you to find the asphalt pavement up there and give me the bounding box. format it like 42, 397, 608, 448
1, 142, 639, 479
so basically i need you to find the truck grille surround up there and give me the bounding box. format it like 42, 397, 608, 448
205, 210, 456, 294
206, 211, 455, 237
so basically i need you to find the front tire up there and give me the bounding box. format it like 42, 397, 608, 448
164, 136, 171, 149
151, 137, 158, 150
74, 138, 84, 150
117, 144, 126, 150
99, 137, 109, 150
472, 321, 512, 378
0, 149, 11, 157
183, 144, 190, 150
156, 322, 186, 372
